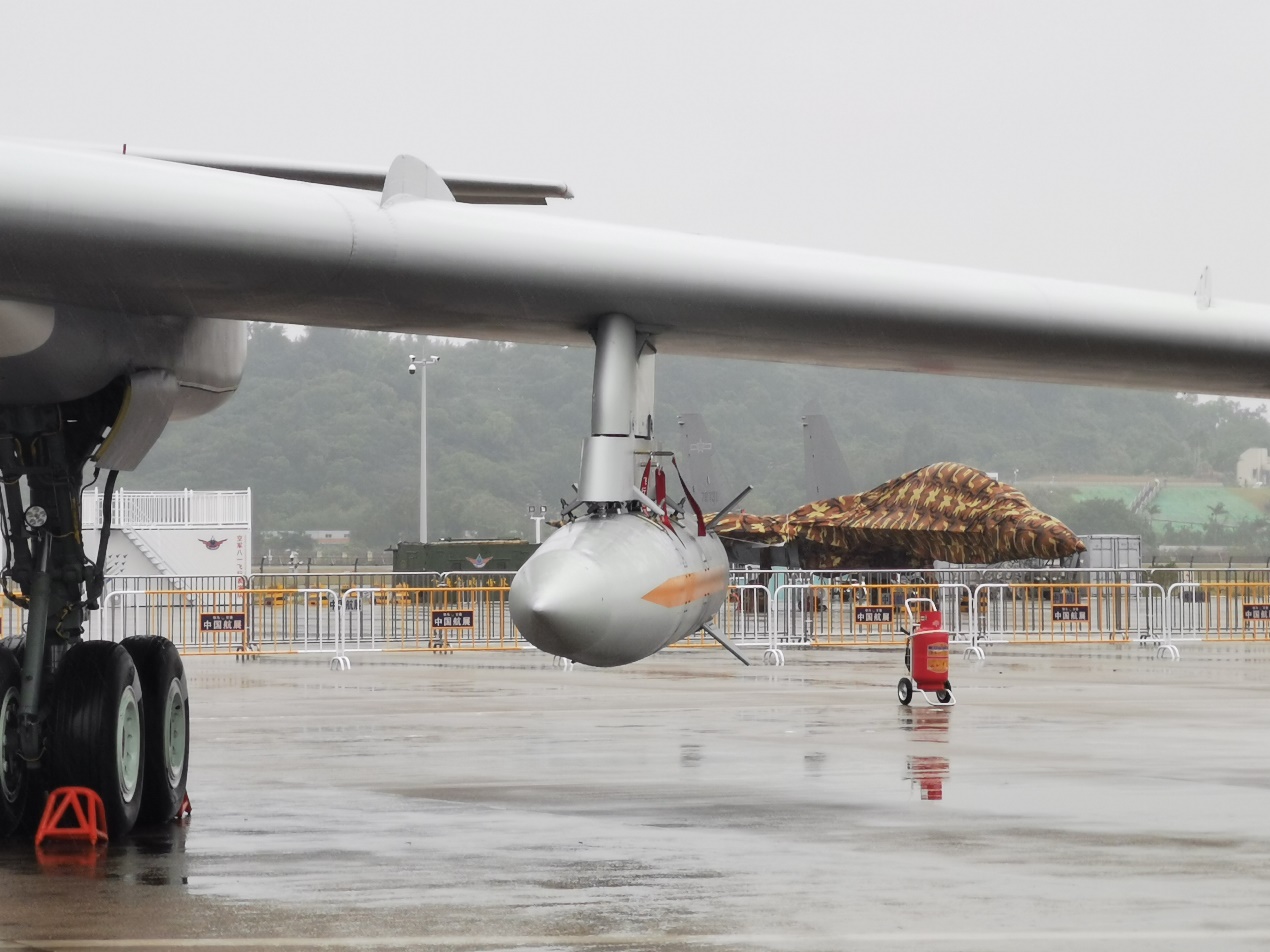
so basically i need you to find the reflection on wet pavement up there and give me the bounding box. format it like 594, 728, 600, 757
906, 755, 950, 800
1, 647, 1269, 951
897, 705, 950, 740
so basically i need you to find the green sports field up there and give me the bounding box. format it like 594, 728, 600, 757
1035, 480, 1270, 529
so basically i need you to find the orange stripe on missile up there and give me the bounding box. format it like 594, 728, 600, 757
641, 570, 728, 608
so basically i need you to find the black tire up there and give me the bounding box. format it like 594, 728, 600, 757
121, 637, 189, 824
0, 648, 36, 836
897, 677, 913, 706
0, 635, 25, 665
936, 689, 953, 704
50, 641, 145, 837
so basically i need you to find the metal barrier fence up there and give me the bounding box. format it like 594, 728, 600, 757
4, 569, 1270, 661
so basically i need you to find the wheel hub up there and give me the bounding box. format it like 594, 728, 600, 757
0, 686, 20, 804
164, 679, 186, 786
117, 685, 141, 801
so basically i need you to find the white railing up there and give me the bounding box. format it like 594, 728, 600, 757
83, 489, 251, 529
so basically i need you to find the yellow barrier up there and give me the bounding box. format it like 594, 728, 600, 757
93, 582, 522, 656
339, 584, 522, 653
4, 574, 1270, 659
100, 588, 253, 655
1168, 581, 1270, 642
972, 582, 1163, 644
693, 582, 966, 649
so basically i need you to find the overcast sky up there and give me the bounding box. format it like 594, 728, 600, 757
4, 2, 1269, 363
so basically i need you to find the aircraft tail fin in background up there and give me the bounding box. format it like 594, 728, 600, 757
802, 400, 855, 500
677, 412, 728, 513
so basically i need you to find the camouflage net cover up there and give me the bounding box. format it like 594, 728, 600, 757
712, 462, 1084, 569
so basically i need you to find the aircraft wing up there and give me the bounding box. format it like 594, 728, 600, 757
13, 140, 573, 204
2, 140, 1270, 397
120, 147, 574, 204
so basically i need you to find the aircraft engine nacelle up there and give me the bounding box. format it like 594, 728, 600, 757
510, 512, 729, 667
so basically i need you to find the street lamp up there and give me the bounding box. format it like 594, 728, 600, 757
408, 354, 440, 543
527, 504, 548, 544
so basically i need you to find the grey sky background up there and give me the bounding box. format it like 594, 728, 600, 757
4, 2, 1269, 365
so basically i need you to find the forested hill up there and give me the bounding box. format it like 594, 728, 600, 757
125, 325, 1270, 550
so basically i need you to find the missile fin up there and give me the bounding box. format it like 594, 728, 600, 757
703, 622, 751, 666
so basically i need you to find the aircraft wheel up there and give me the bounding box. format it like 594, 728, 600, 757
122, 637, 189, 824
897, 677, 913, 706
50, 641, 146, 837
0, 649, 36, 836
0, 635, 25, 664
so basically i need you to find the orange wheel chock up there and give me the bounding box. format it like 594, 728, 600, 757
34, 787, 109, 848
175, 792, 192, 820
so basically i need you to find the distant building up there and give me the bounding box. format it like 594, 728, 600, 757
306, 530, 351, 546
1236, 448, 1270, 487
80, 488, 251, 577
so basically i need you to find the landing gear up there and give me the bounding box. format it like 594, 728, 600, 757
0, 380, 184, 840
49, 642, 146, 836
122, 637, 189, 823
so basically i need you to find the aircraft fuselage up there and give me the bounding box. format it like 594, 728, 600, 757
0, 304, 245, 420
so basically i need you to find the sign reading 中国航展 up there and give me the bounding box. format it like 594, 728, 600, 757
431, 609, 474, 629
854, 606, 893, 624
199, 611, 246, 632
1052, 604, 1090, 623
1243, 603, 1270, 621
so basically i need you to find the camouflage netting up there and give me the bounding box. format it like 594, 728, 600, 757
712, 462, 1085, 569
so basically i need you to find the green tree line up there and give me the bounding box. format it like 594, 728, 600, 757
124, 325, 1270, 553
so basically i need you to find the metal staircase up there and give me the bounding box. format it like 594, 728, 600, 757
120, 527, 177, 577
1130, 478, 1162, 515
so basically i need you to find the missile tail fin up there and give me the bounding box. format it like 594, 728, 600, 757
702, 622, 751, 666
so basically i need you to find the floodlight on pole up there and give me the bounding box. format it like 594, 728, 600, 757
409, 354, 440, 543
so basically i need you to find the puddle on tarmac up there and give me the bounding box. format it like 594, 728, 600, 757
897, 705, 950, 741
0, 819, 190, 886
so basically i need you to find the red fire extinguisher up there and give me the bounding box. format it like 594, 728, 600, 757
898, 609, 955, 706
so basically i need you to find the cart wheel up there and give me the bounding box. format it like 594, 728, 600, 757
897, 678, 913, 706
936, 689, 953, 704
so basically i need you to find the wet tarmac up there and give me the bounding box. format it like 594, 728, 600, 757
2, 644, 1269, 951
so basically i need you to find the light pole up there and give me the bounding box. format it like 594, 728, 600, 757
408, 354, 440, 543
528, 504, 548, 544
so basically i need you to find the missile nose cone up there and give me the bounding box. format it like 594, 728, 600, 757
511, 549, 612, 660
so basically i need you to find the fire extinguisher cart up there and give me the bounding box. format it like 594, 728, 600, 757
898, 600, 955, 707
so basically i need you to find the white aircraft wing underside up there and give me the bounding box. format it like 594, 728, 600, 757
2, 140, 1269, 397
